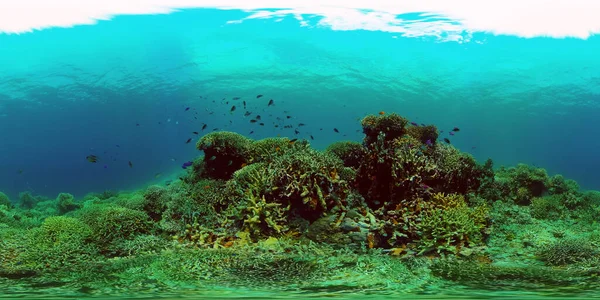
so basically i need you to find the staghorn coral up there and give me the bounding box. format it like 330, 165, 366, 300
196, 131, 253, 180
25, 216, 98, 270
248, 137, 302, 163
0, 192, 10, 208
429, 143, 491, 195
537, 238, 597, 266
361, 113, 408, 145
77, 204, 153, 256
56, 192, 80, 214
495, 164, 549, 205
326, 141, 366, 170
405, 124, 439, 145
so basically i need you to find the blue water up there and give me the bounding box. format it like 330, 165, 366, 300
1, 8, 599, 200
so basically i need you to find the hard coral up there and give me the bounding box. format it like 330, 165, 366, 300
0, 192, 10, 208
405, 124, 438, 145
538, 238, 596, 266
326, 141, 366, 170
361, 113, 408, 145
25, 216, 97, 270
196, 131, 252, 180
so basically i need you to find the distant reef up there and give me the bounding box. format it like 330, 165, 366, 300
2, 113, 600, 294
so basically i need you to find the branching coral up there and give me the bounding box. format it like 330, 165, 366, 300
196, 131, 253, 180
25, 216, 98, 270
326, 141, 366, 170
77, 204, 153, 256
361, 113, 408, 145
0, 192, 10, 208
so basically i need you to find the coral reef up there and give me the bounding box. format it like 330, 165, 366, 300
4, 112, 600, 296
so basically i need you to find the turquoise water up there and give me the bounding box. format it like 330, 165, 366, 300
1, 9, 599, 197
2, 6, 600, 300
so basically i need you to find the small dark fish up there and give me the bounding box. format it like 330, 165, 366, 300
471, 146, 477, 149
249, 131, 254, 135
274, 125, 279, 128
410, 122, 418, 126
421, 123, 426, 126
202, 124, 207, 130
136, 123, 140, 126
185, 107, 190, 111
250, 119, 257, 123
233, 97, 241, 100
310, 135, 314, 140
243, 101, 247, 109
86, 155, 98, 163
181, 161, 193, 169
333, 128, 339, 133
259, 123, 265, 126
104, 165, 108, 169
115, 145, 120, 147
286, 116, 292, 119
268, 99, 274, 106
452, 127, 460, 132
230, 106, 236, 112
225, 101, 229, 105
284, 125, 293, 128
289, 138, 298, 143
186, 138, 192, 144
449, 131, 455, 136
256, 115, 261, 120
128, 161, 133, 168
17, 169, 23, 174
298, 123, 305, 127
256, 94, 263, 98
443, 138, 451, 144
212, 128, 218, 131
192, 131, 199, 135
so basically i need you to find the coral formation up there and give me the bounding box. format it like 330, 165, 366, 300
3, 111, 600, 295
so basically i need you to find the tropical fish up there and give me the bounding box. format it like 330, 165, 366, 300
452, 127, 460, 132
181, 161, 193, 169
233, 97, 241, 100
192, 131, 199, 135
449, 131, 455, 136
443, 138, 451, 144
425, 139, 433, 146
310, 135, 314, 140
268, 99, 274, 106
298, 123, 305, 127
379, 111, 385, 115
202, 124, 207, 130
244, 111, 252, 117
249, 131, 254, 135
250, 119, 257, 123
256, 115, 261, 120
230, 106, 236, 112
410, 122, 418, 126
333, 128, 339, 133
295, 129, 300, 134
256, 94, 263, 98
259, 123, 265, 126
128, 161, 133, 168
186, 138, 192, 144
243, 101, 247, 109
185, 107, 190, 111
86, 155, 98, 163
289, 138, 298, 144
